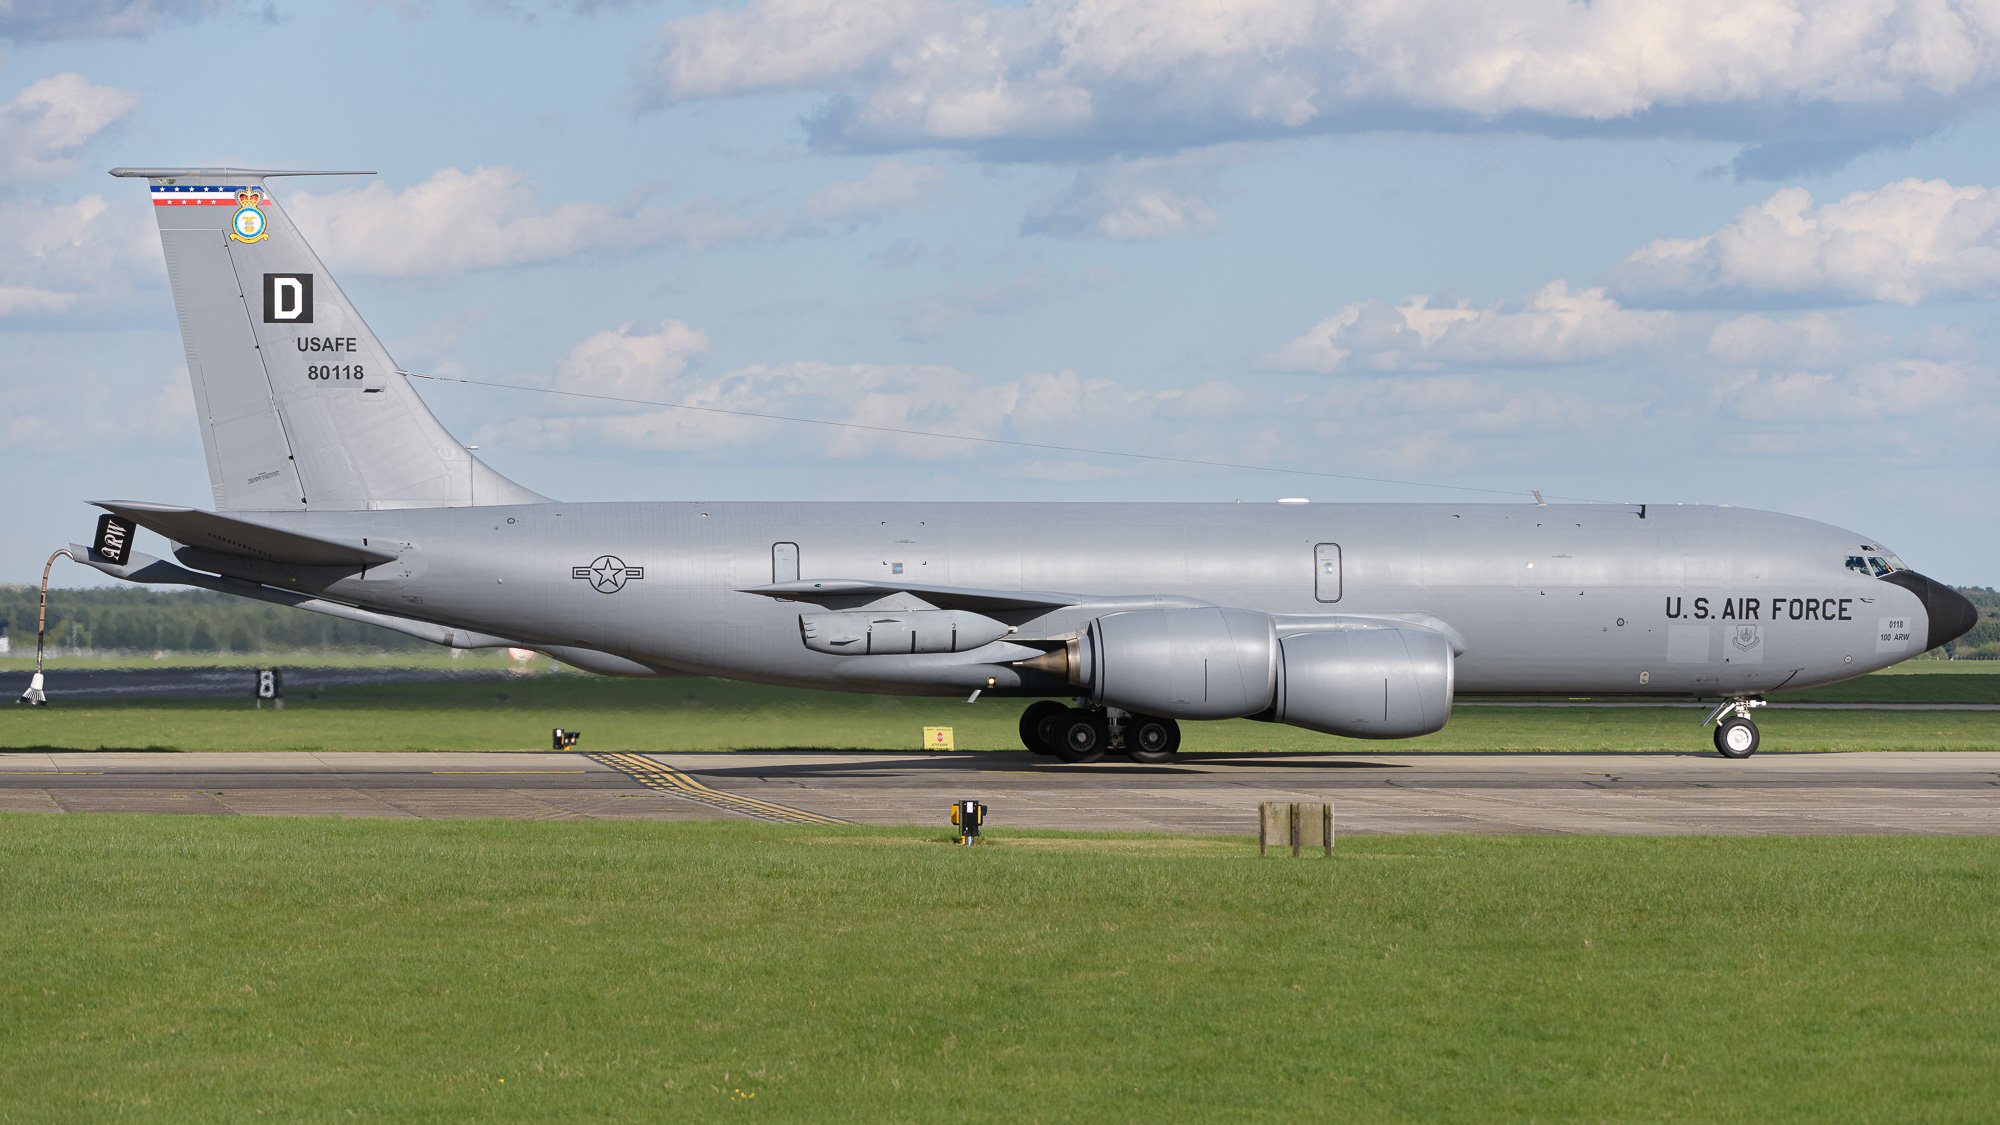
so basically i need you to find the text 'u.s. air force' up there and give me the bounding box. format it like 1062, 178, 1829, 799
1665, 596, 1854, 622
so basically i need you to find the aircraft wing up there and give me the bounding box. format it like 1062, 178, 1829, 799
738, 578, 1092, 612
93, 501, 399, 567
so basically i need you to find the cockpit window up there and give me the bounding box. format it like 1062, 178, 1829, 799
1848, 552, 1905, 577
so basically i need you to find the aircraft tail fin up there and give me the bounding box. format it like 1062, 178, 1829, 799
111, 167, 547, 512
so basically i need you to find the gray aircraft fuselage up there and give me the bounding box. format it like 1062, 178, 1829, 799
226, 498, 1937, 699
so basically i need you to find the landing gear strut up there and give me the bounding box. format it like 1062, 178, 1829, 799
1705, 697, 1766, 759
1017, 703, 1181, 764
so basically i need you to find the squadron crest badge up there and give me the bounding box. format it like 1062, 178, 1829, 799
228, 186, 269, 244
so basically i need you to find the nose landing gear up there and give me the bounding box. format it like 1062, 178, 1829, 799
1705, 697, 1766, 759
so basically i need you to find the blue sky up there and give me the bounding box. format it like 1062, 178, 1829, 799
2, 0, 1997, 592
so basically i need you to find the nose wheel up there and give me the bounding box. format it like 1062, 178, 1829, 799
1705, 697, 1766, 759
1713, 716, 1760, 759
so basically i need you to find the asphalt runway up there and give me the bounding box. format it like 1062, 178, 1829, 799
2, 749, 1996, 836
19, 667, 1999, 708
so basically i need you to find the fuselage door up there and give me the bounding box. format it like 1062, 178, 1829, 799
773, 542, 799, 584
1314, 543, 1341, 602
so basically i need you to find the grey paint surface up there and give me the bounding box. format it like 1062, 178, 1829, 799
83, 168, 1977, 745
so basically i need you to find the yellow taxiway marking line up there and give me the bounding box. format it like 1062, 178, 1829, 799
606, 758, 816, 815
587, 753, 848, 826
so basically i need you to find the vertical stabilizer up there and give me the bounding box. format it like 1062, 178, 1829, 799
112, 167, 547, 512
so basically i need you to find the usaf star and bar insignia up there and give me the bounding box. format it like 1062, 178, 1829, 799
572, 554, 645, 593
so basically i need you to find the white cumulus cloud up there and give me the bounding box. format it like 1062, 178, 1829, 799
1703, 312, 1876, 367
0, 73, 140, 182
1716, 359, 1989, 423
498, 318, 1280, 465
0, 192, 159, 321
640, 0, 2000, 173
553, 320, 711, 409
795, 159, 946, 229
1267, 281, 1683, 373
1607, 179, 2000, 305
1023, 152, 1223, 240
0, 0, 236, 41
284, 166, 770, 277
285, 163, 942, 277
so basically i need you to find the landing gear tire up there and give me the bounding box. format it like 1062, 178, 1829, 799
1018, 700, 1067, 756
1714, 717, 1760, 759
1053, 709, 1110, 763
1124, 714, 1181, 764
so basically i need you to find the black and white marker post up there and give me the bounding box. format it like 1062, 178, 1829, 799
255, 669, 284, 710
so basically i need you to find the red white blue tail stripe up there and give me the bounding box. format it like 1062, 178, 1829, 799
151, 184, 253, 206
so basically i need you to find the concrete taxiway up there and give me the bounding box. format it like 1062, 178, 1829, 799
1, 750, 1996, 835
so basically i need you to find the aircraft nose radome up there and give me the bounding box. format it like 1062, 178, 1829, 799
1884, 571, 1979, 652
1925, 578, 1980, 652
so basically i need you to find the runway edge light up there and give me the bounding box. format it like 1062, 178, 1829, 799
950, 799, 986, 845
553, 728, 581, 751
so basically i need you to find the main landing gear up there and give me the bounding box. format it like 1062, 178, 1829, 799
1705, 697, 1766, 759
1018, 701, 1181, 764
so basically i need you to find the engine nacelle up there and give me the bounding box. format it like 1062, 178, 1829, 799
800, 610, 1009, 655
1272, 627, 1454, 739
1064, 609, 1455, 738
1077, 607, 1277, 719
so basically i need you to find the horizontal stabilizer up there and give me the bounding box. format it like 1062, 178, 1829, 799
92, 501, 398, 567
74, 543, 509, 649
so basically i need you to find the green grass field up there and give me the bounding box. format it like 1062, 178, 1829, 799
0, 649, 526, 674
4, 671, 1999, 754
1, 815, 1993, 1119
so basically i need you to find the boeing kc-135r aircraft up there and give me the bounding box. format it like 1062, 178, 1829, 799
64, 167, 1976, 761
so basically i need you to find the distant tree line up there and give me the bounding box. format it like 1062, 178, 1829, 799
1954, 587, 2000, 659
0, 586, 428, 654
2, 583, 1995, 658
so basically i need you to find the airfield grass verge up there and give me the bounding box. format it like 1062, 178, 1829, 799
0, 649, 528, 674
0, 815, 1993, 1119
3, 674, 1998, 754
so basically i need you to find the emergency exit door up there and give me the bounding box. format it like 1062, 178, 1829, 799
1314, 543, 1341, 602
772, 542, 799, 583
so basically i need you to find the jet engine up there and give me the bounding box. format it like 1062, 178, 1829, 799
1064, 607, 1454, 738
1270, 627, 1453, 738
1075, 607, 1278, 719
